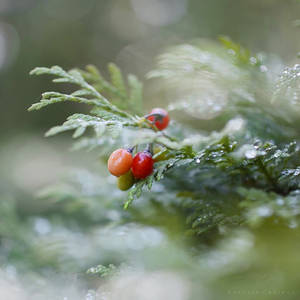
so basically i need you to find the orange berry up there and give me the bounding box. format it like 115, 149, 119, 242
107, 149, 133, 177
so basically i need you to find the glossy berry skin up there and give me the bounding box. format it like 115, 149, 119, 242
107, 149, 133, 177
117, 171, 135, 191
132, 151, 154, 179
147, 108, 170, 131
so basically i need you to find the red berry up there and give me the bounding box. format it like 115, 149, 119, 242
132, 151, 154, 179
108, 149, 133, 177
146, 108, 170, 131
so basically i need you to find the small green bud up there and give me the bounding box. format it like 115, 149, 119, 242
153, 146, 169, 162
117, 171, 135, 191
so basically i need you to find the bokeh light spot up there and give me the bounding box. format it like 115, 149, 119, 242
131, 0, 187, 26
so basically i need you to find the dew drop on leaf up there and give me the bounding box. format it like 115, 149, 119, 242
245, 149, 257, 159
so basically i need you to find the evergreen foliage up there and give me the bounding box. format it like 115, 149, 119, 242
29, 39, 300, 218
23, 38, 300, 299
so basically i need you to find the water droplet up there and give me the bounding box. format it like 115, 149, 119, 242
276, 198, 284, 206
294, 169, 300, 176
245, 149, 257, 159
257, 205, 272, 217
288, 220, 298, 229
195, 158, 200, 164
260, 65, 268, 72
250, 57, 257, 65
273, 151, 281, 158
34, 217, 51, 235
86, 290, 97, 300
5, 265, 17, 279
228, 49, 235, 56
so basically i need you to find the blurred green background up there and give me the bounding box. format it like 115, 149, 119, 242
1, 0, 299, 138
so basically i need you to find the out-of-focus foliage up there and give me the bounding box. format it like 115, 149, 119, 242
28, 39, 300, 213
20, 36, 300, 299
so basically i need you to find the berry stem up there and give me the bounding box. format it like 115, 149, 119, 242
144, 118, 159, 131
160, 131, 178, 142
146, 143, 154, 155
127, 145, 136, 154
144, 113, 165, 121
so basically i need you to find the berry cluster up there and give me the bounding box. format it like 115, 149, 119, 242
107, 108, 170, 191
